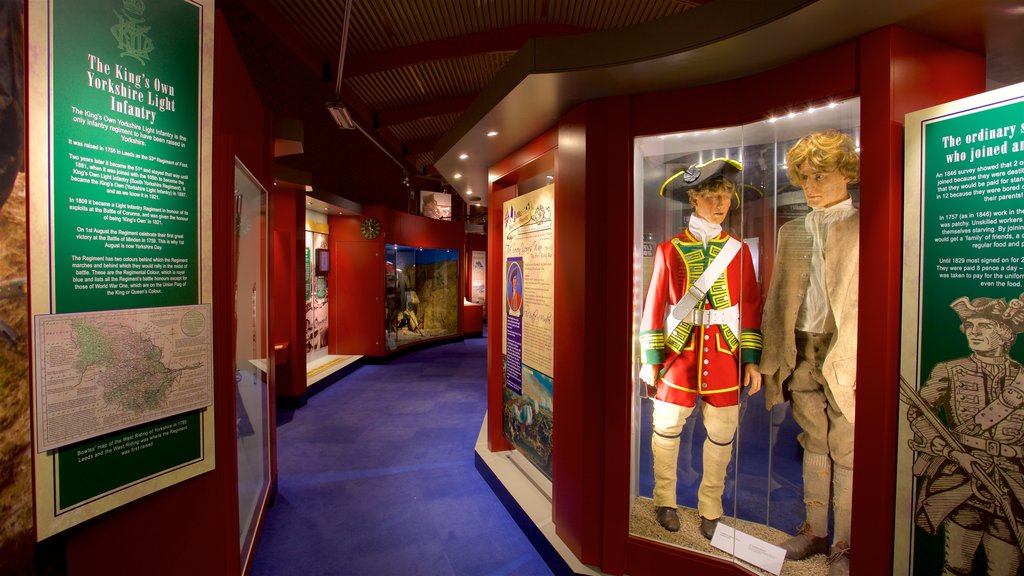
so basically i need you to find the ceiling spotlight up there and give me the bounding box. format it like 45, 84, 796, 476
326, 102, 357, 130
486, 131, 499, 137
453, 173, 462, 179
459, 153, 469, 160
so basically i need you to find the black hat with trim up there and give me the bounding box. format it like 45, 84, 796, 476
659, 157, 742, 203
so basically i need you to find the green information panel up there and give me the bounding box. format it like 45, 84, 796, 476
900, 89, 1024, 576
56, 412, 202, 510
41, 0, 209, 529
52, 0, 200, 313
305, 246, 311, 301
920, 102, 1024, 363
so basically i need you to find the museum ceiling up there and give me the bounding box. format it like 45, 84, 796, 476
219, 0, 711, 215
220, 0, 1014, 219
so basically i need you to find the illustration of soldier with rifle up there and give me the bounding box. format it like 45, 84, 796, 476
901, 292, 1024, 576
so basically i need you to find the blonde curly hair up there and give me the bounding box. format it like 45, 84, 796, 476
785, 130, 860, 186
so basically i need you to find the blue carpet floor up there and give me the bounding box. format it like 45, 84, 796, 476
249, 336, 554, 576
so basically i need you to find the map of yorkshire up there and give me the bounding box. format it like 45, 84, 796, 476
34, 305, 212, 452
71, 319, 202, 413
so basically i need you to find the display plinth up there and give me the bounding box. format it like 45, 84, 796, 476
474, 415, 602, 576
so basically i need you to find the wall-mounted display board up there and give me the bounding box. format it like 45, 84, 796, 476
898, 82, 1024, 576
304, 221, 329, 356
502, 183, 554, 478
471, 250, 486, 308
27, 0, 215, 539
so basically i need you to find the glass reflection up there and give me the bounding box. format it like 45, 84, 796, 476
631, 99, 860, 574
233, 160, 271, 565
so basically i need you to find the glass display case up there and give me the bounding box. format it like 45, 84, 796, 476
384, 244, 459, 350
630, 98, 860, 573
233, 160, 272, 570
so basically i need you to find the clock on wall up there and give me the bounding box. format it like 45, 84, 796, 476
360, 217, 381, 239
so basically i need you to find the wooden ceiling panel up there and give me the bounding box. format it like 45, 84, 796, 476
245, 0, 710, 198
349, 53, 513, 111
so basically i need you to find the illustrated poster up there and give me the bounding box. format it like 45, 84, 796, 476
305, 229, 328, 353
501, 184, 554, 478
898, 82, 1024, 575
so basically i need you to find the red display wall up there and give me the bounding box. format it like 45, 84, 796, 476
328, 214, 387, 356
854, 26, 985, 576
60, 12, 274, 576
486, 26, 986, 576
270, 187, 306, 399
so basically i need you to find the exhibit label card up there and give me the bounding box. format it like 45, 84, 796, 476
709, 524, 785, 576
898, 82, 1024, 575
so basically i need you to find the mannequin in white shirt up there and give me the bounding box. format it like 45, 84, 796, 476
756, 130, 860, 576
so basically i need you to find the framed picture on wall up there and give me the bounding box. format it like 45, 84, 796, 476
315, 248, 330, 276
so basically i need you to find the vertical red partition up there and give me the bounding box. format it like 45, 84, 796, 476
854, 26, 984, 576
486, 184, 516, 453
329, 215, 386, 356
270, 186, 305, 399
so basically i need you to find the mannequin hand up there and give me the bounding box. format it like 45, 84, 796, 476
742, 363, 762, 395
640, 364, 660, 386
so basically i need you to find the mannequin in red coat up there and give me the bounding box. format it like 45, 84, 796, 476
639, 158, 762, 539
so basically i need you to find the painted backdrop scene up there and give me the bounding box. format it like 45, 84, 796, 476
0, 0, 29, 571
385, 244, 458, 350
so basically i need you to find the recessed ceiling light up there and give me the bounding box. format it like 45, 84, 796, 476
459, 153, 469, 160
453, 173, 462, 179
486, 131, 498, 137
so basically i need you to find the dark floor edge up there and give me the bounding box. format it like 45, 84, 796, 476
277, 358, 365, 410
474, 452, 578, 576
362, 334, 467, 363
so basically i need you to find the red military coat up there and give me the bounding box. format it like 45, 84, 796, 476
640, 230, 762, 408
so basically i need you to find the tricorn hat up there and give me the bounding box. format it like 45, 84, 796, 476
659, 157, 742, 203
950, 292, 1024, 333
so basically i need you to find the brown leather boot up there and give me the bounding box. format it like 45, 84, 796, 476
779, 523, 828, 560
828, 541, 850, 576
699, 516, 718, 540
655, 507, 680, 532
